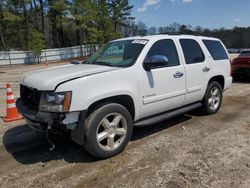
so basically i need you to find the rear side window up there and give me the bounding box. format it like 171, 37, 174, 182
180, 39, 205, 64
203, 40, 229, 60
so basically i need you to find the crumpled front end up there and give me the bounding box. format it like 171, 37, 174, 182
16, 85, 80, 133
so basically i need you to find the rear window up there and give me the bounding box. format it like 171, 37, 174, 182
202, 40, 229, 60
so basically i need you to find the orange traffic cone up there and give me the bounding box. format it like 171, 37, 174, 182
3, 84, 23, 122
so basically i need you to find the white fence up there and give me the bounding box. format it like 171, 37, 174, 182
0, 44, 101, 66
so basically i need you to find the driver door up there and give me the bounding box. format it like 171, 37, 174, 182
140, 39, 186, 118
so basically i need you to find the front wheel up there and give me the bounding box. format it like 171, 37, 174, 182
201, 81, 223, 115
83, 103, 133, 159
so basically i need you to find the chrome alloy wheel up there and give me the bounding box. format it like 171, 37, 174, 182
96, 113, 127, 151
208, 87, 221, 111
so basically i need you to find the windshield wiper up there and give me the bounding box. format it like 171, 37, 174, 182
90, 61, 116, 67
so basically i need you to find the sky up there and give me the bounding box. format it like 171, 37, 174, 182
131, 0, 250, 29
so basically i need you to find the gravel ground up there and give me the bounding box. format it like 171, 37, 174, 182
0, 61, 250, 188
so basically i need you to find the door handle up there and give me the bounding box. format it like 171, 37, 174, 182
174, 71, 184, 78
202, 67, 210, 73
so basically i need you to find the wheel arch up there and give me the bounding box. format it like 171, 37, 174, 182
208, 75, 225, 90
86, 95, 136, 120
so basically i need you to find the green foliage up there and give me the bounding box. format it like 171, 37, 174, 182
97, 0, 119, 42
157, 23, 250, 48
2, 0, 249, 50
2, 12, 22, 22
27, 29, 45, 60
0, 0, 134, 50
73, 0, 99, 43
108, 0, 134, 32
52, 0, 68, 13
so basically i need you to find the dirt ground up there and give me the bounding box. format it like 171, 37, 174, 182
0, 61, 250, 188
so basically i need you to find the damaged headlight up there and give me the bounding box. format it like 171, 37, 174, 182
40, 91, 72, 112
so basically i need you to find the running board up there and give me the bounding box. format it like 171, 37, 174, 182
134, 103, 202, 127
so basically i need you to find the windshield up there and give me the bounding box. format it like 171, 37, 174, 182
85, 39, 147, 67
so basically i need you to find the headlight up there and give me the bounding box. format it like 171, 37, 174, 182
40, 91, 72, 112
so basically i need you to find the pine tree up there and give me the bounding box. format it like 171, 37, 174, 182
73, 0, 99, 44
108, 0, 134, 33
0, 1, 22, 50
96, 0, 114, 43
39, 0, 45, 35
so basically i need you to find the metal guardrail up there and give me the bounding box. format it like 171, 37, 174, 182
0, 44, 101, 66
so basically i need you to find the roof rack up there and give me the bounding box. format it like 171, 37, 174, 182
156, 32, 181, 35
168, 32, 181, 35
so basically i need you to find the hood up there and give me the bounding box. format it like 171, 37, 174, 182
21, 64, 119, 90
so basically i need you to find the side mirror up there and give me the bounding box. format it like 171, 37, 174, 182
143, 55, 169, 71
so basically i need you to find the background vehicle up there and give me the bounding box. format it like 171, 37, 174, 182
231, 50, 250, 80
17, 35, 232, 158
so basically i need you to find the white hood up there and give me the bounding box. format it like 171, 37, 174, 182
21, 64, 119, 90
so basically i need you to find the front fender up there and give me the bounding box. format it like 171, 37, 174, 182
55, 69, 141, 120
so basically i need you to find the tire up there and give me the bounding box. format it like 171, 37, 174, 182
83, 103, 133, 159
201, 81, 223, 115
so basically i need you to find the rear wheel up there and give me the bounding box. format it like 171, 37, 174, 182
201, 81, 223, 115
83, 103, 133, 159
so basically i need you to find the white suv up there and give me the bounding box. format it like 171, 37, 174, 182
17, 35, 232, 158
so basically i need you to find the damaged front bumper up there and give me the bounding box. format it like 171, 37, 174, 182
16, 98, 80, 132
16, 98, 86, 145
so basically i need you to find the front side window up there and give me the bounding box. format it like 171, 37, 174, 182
180, 39, 205, 64
86, 39, 147, 67
203, 40, 229, 60
145, 39, 180, 67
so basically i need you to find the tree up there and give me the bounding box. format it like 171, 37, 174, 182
27, 29, 45, 63
129, 21, 139, 36
47, 0, 69, 48
20, 0, 32, 48
96, 0, 116, 43
147, 26, 157, 35
73, 0, 99, 44
0, 0, 137, 50
158, 26, 172, 34
39, 0, 45, 35
0, 5, 22, 50
2, 1, 250, 51
137, 21, 147, 36
169, 22, 181, 33
0, 1, 6, 50
108, 0, 134, 33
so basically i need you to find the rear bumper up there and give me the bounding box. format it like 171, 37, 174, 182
16, 98, 53, 132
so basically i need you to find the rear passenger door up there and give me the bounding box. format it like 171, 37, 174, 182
179, 39, 211, 105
